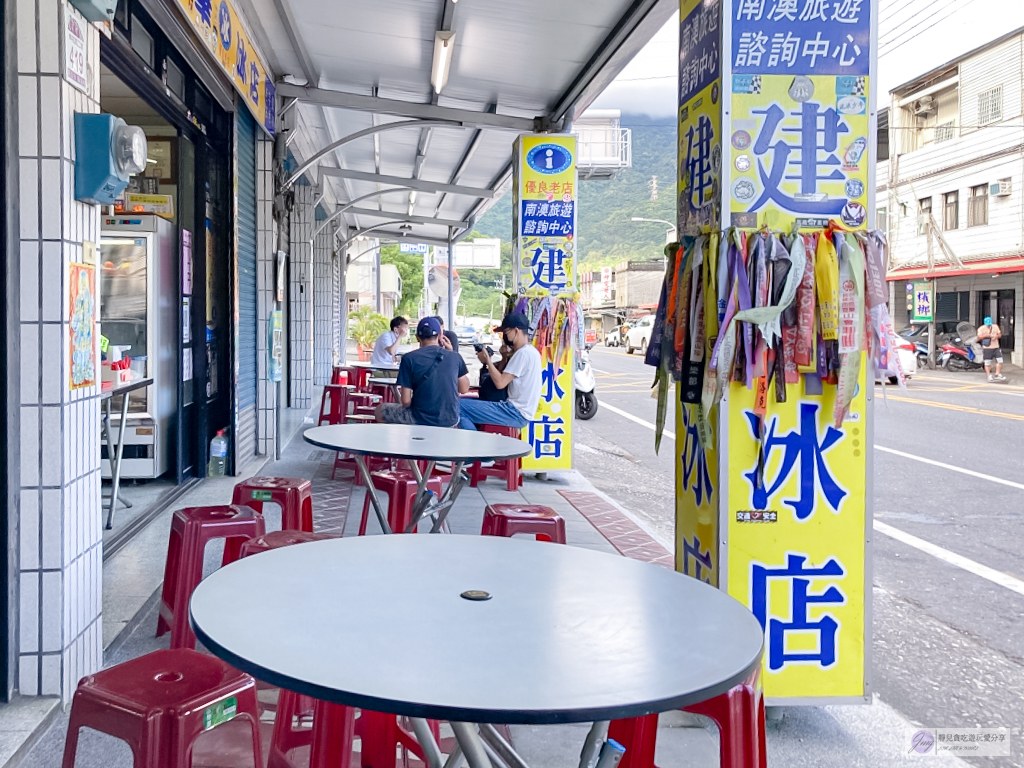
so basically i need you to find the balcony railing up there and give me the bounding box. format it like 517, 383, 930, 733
577, 127, 632, 179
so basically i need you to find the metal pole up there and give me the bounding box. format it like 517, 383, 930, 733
447, 226, 455, 327
274, 130, 289, 460
450, 723, 492, 768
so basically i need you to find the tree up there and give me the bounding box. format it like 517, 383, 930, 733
381, 245, 424, 316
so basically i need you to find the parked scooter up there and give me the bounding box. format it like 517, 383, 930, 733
575, 345, 598, 420
913, 341, 932, 370
940, 322, 985, 371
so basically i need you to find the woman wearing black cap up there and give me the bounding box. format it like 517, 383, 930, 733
457, 311, 541, 430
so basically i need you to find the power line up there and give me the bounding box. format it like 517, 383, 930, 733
879, 0, 925, 25
879, 0, 964, 45
880, 0, 979, 55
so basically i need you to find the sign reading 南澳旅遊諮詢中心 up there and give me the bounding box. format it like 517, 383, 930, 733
729, 0, 872, 232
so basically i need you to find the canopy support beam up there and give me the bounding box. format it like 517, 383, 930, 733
320, 168, 494, 198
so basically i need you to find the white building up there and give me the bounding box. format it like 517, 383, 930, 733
880, 29, 1024, 364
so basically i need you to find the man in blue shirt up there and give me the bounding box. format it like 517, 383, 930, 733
376, 317, 469, 427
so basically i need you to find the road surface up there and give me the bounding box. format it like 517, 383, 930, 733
578, 345, 1024, 767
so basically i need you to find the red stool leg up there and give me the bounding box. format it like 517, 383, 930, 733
684, 671, 766, 768
156, 521, 184, 637
310, 700, 355, 768
170, 521, 206, 650
359, 491, 373, 536
608, 714, 659, 768
357, 710, 399, 768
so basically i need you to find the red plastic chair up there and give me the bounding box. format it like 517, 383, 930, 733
607, 668, 767, 768
469, 424, 523, 491
355, 710, 440, 768
358, 470, 444, 535
61, 648, 262, 768
232, 477, 314, 533
240, 529, 339, 558
481, 504, 566, 543
270, 692, 356, 768
318, 384, 353, 425
156, 505, 265, 649
332, 366, 356, 385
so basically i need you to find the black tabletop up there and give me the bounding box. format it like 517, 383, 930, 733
190, 535, 763, 724
367, 377, 400, 387
351, 361, 400, 370
303, 424, 529, 462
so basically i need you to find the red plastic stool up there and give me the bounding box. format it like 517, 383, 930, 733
232, 477, 314, 533
240, 529, 339, 558
318, 384, 353, 425
481, 504, 566, 543
156, 505, 265, 649
607, 668, 766, 768
469, 424, 524, 491
358, 470, 444, 534
61, 648, 262, 768
356, 710, 440, 768
332, 366, 356, 385
269, 691, 356, 768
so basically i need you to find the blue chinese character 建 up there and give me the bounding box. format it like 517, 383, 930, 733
686, 114, 716, 210
530, 246, 569, 292
751, 553, 846, 671
530, 416, 565, 459
747, 102, 849, 215
681, 406, 713, 507
743, 402, 848, 520
681, 535, 713, 584
540, 360, 565, 401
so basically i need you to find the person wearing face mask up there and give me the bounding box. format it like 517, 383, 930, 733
977, 316, 1006, 382
458, 312, 541, 430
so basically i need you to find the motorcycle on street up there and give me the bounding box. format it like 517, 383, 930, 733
940, 321, 985, 372
575, 344, 599, 420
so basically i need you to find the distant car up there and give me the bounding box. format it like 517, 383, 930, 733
625, 315, 654, 355
453, 325, 480, 345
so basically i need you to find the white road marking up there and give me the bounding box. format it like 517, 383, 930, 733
874, 520, 1024, 598
599, 402, 676, 441
876, 445, 1024, 491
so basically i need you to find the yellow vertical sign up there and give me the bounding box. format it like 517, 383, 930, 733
676, 0, 723, 582
724, 364, 868, 699
514, 135, 577, 471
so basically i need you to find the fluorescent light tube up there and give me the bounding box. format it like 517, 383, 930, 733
431, 31, 456, 94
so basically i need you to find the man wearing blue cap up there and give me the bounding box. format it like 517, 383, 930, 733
977, 316, 1006, 382
458, 311, 542, 430
376, 317, 469, 427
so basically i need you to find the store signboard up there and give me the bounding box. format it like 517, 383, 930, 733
729, 0, 872, 231
513, 135, 578, 472
64, 10, 88, 94
912, 281, 934, 322
725, 365, 868, 700
174, 0, 276, 135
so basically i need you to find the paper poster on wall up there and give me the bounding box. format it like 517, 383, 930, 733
70, 263, 96, 390
182, 229, 193, 295
183, 297, 192, 344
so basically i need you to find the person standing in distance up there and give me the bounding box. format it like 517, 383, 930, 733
978, 316, 1006, 382
370, 316, 408, 367
458, 312, 542, 430
376, 317, 469, 427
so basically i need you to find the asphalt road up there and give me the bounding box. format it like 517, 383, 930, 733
578, 345, 1024, 767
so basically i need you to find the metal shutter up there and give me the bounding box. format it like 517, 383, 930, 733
935, 292, 959, 322
235, 106, 258, 467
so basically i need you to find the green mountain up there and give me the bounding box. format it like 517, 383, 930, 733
475, 114, 677, 269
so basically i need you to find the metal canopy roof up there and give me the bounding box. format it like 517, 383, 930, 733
234, 0, 674, 248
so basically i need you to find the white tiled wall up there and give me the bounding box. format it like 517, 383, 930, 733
289, 186, 314, 408
313, 221, 336, 384
18, 0, 104, 701
256, 135, 276, 456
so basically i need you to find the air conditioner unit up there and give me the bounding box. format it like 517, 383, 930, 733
913, 96, 937, 117
990, 180, 1012, 197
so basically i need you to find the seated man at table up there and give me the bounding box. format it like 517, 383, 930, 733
431, 316, 460, 352
376, 317, 469, 427
370, 315, 408, 367
458, 311, 541, 431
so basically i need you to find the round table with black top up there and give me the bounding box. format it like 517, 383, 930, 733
303, 424, 528, 534
190, 535, 764, 768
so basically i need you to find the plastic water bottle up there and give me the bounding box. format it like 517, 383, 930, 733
208, 430, 228, 477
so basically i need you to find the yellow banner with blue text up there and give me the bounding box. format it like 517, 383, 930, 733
514, 134, 577, 471
175, 0, 275, 134
725, 362, 868, 700
675, 398, 720, 585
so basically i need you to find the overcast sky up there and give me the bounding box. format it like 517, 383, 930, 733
589, 0, 1024, 118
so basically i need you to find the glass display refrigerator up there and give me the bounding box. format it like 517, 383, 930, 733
100, 215, 177, 479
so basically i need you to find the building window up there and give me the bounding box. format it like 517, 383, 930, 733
935, 121, 956, 142
918, 197, 932, 235
979, 86, 1003, 126
968, 185, 989, 227
130, 15, 154, 67
943, 191, 959, 231
877, 207, 888, 232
